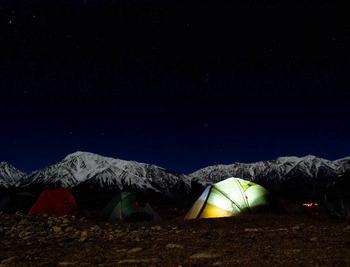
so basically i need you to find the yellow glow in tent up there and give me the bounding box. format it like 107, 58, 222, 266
185, 177, 270, 219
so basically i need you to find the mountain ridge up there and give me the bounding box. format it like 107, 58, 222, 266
18, 151, 191, 198
0, 162, 26, 188
1, 153, 349, 200
189, 155, 350, 199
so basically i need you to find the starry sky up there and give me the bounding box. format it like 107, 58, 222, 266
1, 1, 350, 174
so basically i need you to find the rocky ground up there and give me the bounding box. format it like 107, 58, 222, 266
0, 210, 349, 267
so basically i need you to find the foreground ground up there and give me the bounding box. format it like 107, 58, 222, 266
0, 210, 349, 266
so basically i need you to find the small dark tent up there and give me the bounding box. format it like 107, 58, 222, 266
100, 192, 161, 222
0, 194, 11, 212
324, 173, 350, 219
0, 192, 35, 213
29, 188, 78, 216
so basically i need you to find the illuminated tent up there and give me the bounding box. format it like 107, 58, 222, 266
100, 192, 161, 222
185, 177, 270, 219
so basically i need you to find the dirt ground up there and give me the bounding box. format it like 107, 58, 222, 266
0, 210, 349, 267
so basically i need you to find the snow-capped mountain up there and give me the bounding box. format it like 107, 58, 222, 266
19, 151, 191, 197
0, 162, 26, 188
190, 156, 350, 199
4, 153, 350, 200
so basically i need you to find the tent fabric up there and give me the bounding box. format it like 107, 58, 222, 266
324, 198, 350, 218
324, 174, 350, 219
100, 192, 161, 222
0, 195, 11, 212
29, 188, 78, 216
185, 177, 270, 219
0, 192, 35, 213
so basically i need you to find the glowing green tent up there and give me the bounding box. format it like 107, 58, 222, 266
100, 192, 161, 222
185, 177, 270, 219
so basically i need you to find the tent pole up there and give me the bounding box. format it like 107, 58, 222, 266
120, 192, 123, 219
197, 186, 213, 218
214, 186, 242, 212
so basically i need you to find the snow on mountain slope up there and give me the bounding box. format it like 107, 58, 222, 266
19, 152, 191, 196
189, 155, 350, 191
0, 162, 26, 188
5, 153, 350, 200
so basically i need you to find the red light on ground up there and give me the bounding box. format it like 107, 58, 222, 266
302, 202, 319, 208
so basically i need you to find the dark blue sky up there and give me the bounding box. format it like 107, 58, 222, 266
0, 1, 349, 174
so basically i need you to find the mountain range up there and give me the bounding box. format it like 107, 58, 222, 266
1, 152, 349, 200
17, 152, 191, 198
0, 162, 26, 188
190, 155, 350, 199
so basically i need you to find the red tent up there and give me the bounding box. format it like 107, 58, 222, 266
29, 188, 78, 216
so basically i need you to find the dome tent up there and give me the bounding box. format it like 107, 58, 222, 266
29, 188, 78, 216
100, 192, 161, 222
0, 194, 11, 212
185, 177, 270, 219
323, 172, 350, 219
0, 192, 35, 213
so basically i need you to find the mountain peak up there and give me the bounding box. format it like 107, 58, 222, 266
63, 151, 123, 164
302, 155, 318, 160
0, 161, 26, 187
276, 155, 320, 162
334, 156, 350, 162
64, 151, 98, 160
0, 161, 11, 167
276, 156, 303, 162
190, 155, 350, 187
19, 151, 190, 196
0, 161, 23, 172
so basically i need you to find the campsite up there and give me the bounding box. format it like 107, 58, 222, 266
1, 1, 350, 266
0, 175, 349, 266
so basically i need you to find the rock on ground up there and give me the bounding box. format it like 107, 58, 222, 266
0, 212, 349, 266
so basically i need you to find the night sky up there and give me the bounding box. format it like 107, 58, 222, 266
1, 1, 349, 174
